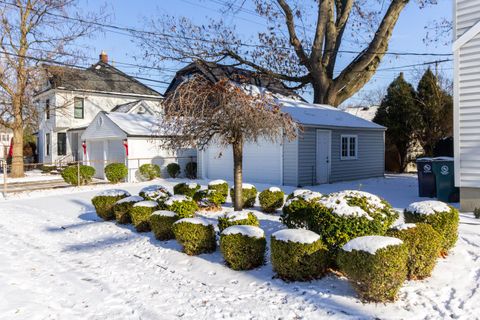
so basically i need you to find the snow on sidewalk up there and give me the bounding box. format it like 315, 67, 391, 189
0, 175, 478, 320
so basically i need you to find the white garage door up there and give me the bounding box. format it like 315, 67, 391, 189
205, 140, 282, 185
88, 141, 104, 179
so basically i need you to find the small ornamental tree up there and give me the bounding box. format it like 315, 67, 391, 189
160, 75, 297, 211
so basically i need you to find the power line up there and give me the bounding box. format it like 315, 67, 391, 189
0, 0, 453, 58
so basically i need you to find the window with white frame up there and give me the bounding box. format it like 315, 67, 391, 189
341, 135, 358, 160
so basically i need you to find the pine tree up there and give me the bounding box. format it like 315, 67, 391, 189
416, 68, 453, 156
374, 73, 420, 172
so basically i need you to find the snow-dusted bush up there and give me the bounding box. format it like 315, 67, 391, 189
104, 163, 128, 184
113, 195, 144, 224
139, 185, 171, 204
281, 190, 322, 228
217, 210, 259, 232
230, 183, 257, 208
208, 180, 229, 200
172, 217, 216, 255
167, 163, 181, 178
164, 195, 198, 218
286, 190, 398, 251
130, 201, 158, 232
404, 201, 459, 254
387, 223, 441, 280
193, 189, 225, 210
259, 187, 284, 213
220, 225, 266, 270
173, 182, 200, 197
139, 164, 161, 180
337, 236, 408, 302
91, 189, 130, 221
149, 210, 179, 240
61, 165, 95, 185
270, 229, 328, 281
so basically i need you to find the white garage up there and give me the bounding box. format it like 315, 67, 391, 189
200, 139, 283, 185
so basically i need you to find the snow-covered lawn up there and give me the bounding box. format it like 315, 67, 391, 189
0, 175, 478, 319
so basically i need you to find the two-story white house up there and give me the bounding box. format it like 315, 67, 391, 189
34, 51, 163, 165
0, 125, 13, 160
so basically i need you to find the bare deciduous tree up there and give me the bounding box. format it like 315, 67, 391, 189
137, 0, 438, 107
160, 75, 297, 211
0, 0, 105, 177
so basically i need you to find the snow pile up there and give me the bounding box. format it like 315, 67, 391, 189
272, 229, 320, 244
241, 183, 255, 190
407, 201, 451, 215
342, 236, 403, 255
174, 217, 213, 227
285, 189, 322, 206
165, 195, 190, 206
96, 189, 131, 197
140, 185, 170, 200
115, 195, 144, 204
152, 210, 177, 217
187, 183, 198, 189
224, 210, 253, 221
221, 225, 265, 239
332, 190, 386, 210
317, 195, 373, 220
392, 223, 417, 231
133, 200, 158, 208
268, 187, 282, 193
208, 179, 227, 186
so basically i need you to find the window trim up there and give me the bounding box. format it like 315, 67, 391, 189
45, 133, 51, 156
74, 97, 84, 119
57, 132, 67, 156
340, 134, 358, 160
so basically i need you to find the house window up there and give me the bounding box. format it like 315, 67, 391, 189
46, 99, 50, 120
341, 135, 358, 160
74, 97, 84, 119
45, 133, 51, 156
57, 132, 67, 156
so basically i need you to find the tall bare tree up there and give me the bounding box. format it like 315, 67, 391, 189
160, 75, 297, 211
0, 0, 105, 177
137, 0, 438, 106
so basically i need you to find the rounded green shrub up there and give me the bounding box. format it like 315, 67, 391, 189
185, 161, 197, 179
164, 195, 198, 218
129, 200, 158, 232
404, 201, 459, 254
113, 195, 144, 224
217, 211, 259, 232
139, 185, 171, 204
149, 210, 179, 240
337, 236, 408, 302
194, 189, 225, 210
220, 225, 266, 270
104, 163, 128, 184
230, 184, 257, 208
270, 229, 328, 281
259, 187, 285, 213
281, 190, 323, 229
173, 182, 200, 197
41, 165, 57, 173
61, 165, 95, 185
208, 180, 229, 200
139, 163, 161, 180
167, 163, 181, 178
91, 189, 130, 220
172, 217, 216, 255
387, 223, 442, 280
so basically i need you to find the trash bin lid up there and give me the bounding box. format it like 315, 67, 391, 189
417, 157, 434, 162
433, 156, 454, 161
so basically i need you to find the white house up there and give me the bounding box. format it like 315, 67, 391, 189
453, 1, 480, 210
81, 111, 196, 181
0, 126, 12, 160
166, 61, 386, 187
34, 51, 163, 166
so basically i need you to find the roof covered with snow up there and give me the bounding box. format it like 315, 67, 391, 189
105, 112, 161, 137
342, 106, 379, 122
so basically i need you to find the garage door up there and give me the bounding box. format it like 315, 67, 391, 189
205, 140, 282, 185
88, 141, 104, 179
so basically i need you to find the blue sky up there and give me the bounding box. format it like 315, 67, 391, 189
78, 0, 453, 105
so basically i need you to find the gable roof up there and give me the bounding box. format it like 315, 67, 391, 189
453, 20, 480, 51
42, 61, 162, 97
164, 60, 305, 101
105, 112, 163, 137
110, 100, 155, 114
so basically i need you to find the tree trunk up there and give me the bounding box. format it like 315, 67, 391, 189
10, 126, 24, 178
312, 80, 338, 106
232, 139, 243, 211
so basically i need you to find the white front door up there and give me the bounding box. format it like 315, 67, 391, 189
316, 130, 331, 184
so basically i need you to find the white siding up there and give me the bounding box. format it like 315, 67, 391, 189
82, 113, 126, 140
456, 0, 480, 38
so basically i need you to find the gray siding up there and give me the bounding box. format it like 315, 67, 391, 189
297, 127, 317, 186
330, 130, 385, 183
282, 136, 298, 186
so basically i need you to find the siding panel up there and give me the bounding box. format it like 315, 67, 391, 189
282, 135, 298, 186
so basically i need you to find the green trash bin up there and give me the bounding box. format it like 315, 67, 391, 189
431, 157, 459, 203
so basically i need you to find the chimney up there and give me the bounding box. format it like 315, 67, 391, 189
99, 50, 108, 63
